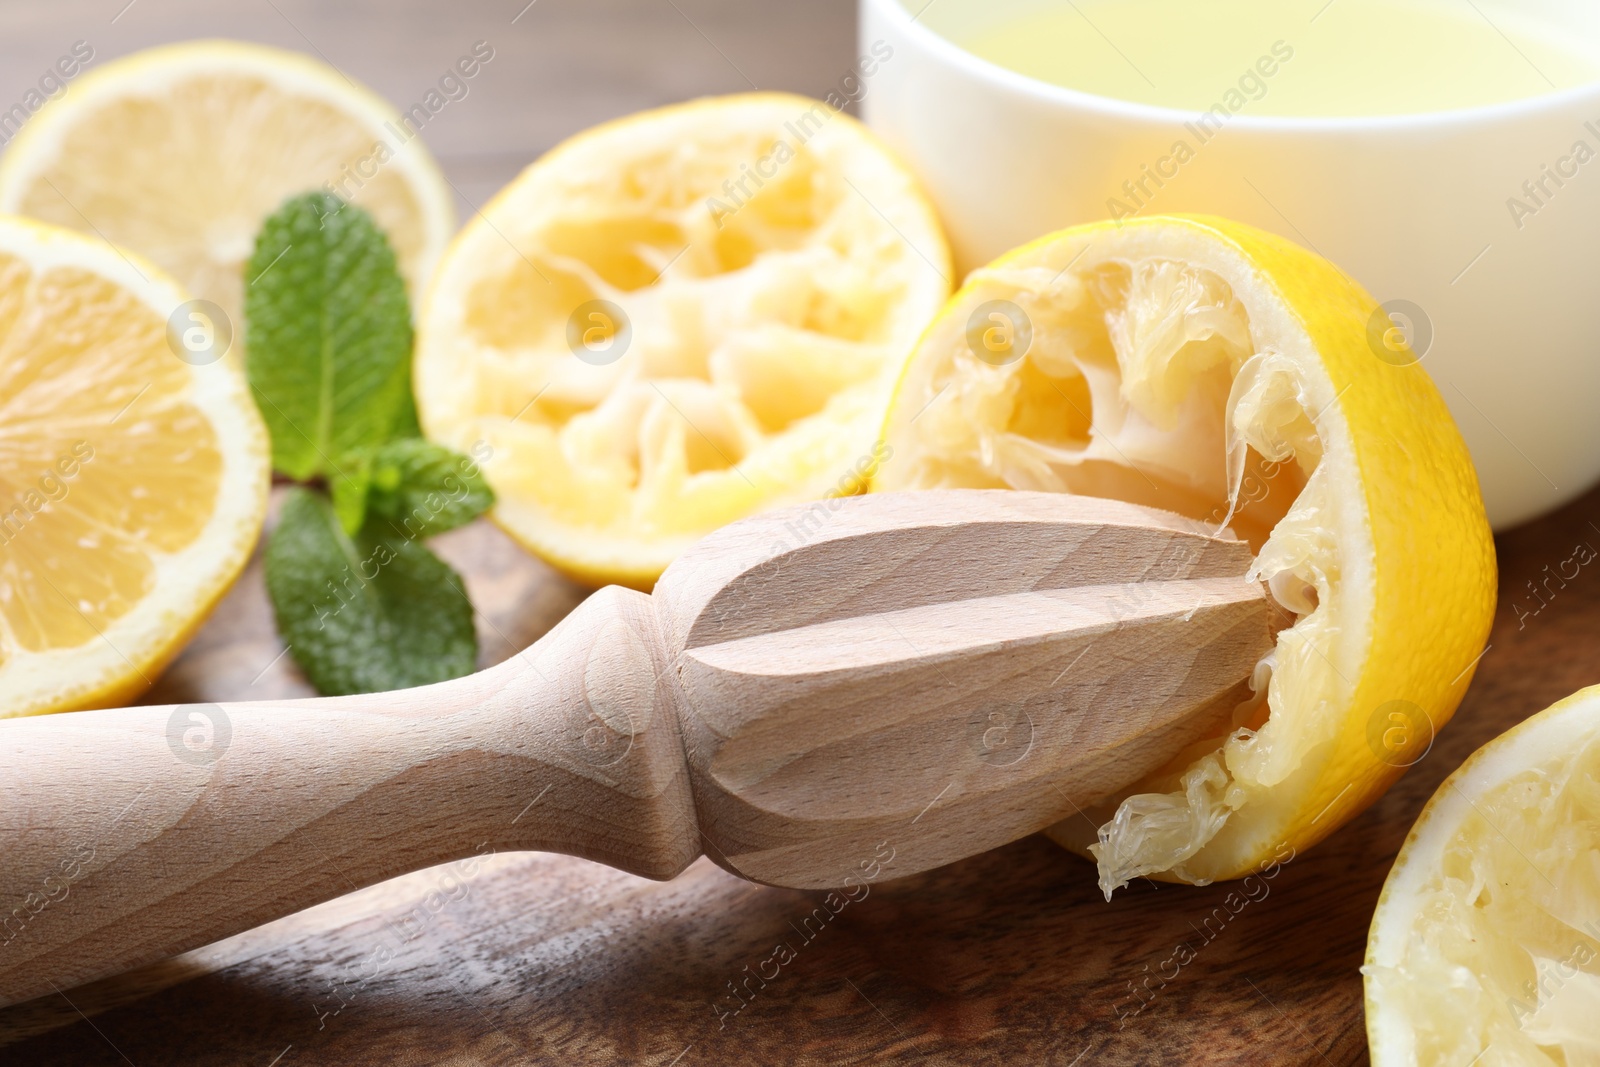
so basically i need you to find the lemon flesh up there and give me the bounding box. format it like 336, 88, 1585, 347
1366, 687, 1600, 1066
0, 40, 454, 323
0, 217, 269, 716
415, 93, 951, 588
876, 215, 1495, 891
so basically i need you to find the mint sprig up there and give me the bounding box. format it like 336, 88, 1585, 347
246, 193, 414, 482
264, 490, 477, 694
360, 438, 495, 537
246, 193, 494, 696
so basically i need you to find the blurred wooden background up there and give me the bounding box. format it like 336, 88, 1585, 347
1, 0, 858, 217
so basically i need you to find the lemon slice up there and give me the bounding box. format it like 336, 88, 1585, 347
0, 217, 269, 717
0, 39, 454, 325
414, 93, 951, 588
875, 215, 1496, 891
1365, 686, 1600, 1065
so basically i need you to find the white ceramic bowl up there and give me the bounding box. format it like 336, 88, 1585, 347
860, 0, 1600, 528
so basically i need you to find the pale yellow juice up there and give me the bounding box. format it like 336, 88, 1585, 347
957, 0, 1600, 116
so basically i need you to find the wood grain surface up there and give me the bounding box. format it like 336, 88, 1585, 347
4, 484, 1597, 1067
1, 2, 1597, 1065
0, 490, 1278, 1009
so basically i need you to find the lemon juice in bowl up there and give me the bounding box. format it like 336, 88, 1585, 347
957, 0, 1600, 116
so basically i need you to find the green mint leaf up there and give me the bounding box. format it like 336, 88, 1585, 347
358, 438, 494, 539
390, 387, 424, 442
245, 193, 414, 481
265, 488, 477, 696
328, 450, 373, 536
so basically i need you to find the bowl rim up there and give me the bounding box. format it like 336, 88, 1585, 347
864, 0, 1600, 131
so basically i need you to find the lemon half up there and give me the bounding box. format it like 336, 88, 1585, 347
0, 217, 269, 716
875, 215, 1496, 891
1366, 686, 1600, 1066
414, 93, 951, 588
0, 40, 454, 323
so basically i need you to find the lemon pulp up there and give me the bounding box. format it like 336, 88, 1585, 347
876, 215, 1495, 891
0, 41, 454, 324
1366, 689, 1600, 1065
0, 253, 219, 650
883, 240, 1330, 888
0, 217, 269, 717
416, 93, 950, 587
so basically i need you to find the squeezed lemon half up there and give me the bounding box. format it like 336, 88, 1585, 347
414, 92, 951, 588
0, 217, 269, 716
1366, 686, 1600, 1066
0, 39, 454, 323
875, 215, 1496, 891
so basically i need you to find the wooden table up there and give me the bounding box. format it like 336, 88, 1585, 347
4, 1, 1599, 1063
11, 501, 1598, 1067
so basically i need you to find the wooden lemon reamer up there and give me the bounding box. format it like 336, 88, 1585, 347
0, 490, 1278, 1007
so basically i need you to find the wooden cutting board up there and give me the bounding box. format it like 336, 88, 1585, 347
2, 481, 1597, 1066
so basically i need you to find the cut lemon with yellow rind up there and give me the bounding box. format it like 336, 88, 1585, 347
0, 216, 269, 717
1366, 686, 1600, 1066
874, 214, 1495, 891
0, 39, 454, 325
414, 92, 951, 588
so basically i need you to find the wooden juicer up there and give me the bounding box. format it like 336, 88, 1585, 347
0, 489, 1278, 1006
